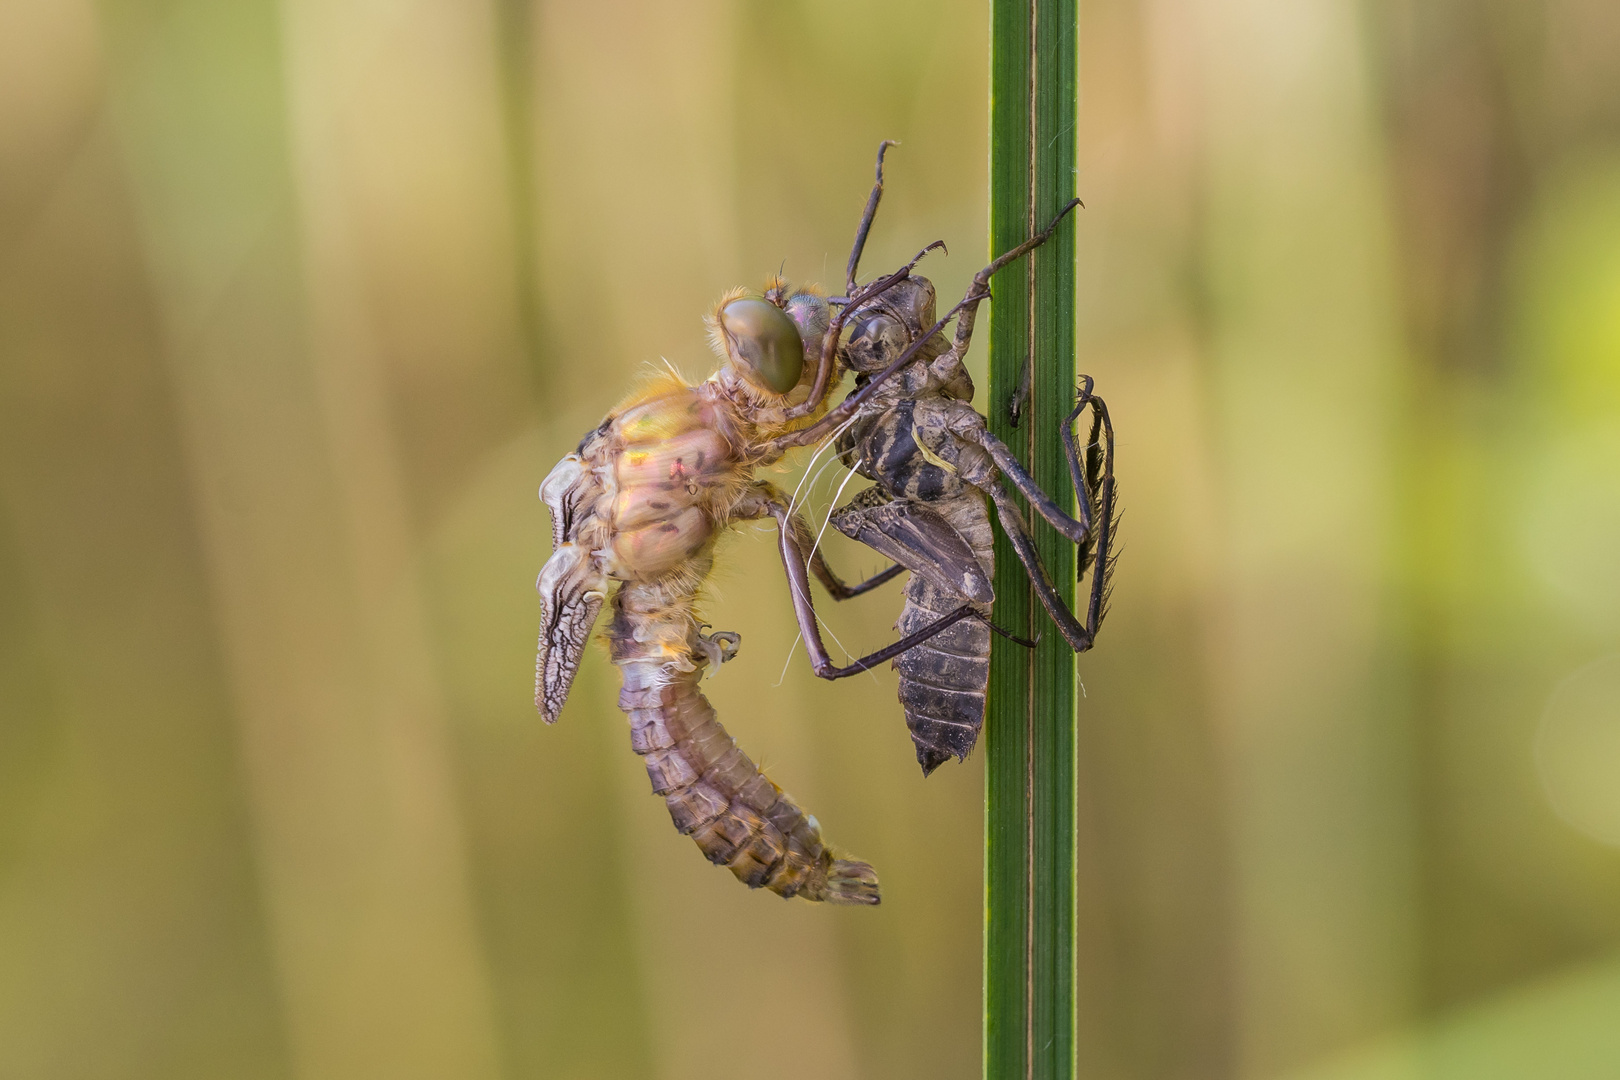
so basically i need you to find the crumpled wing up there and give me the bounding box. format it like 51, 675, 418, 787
535, 543, 605, 722
540, 452, 596, 551
831, 498, 992, 605
536, 452, 608, 722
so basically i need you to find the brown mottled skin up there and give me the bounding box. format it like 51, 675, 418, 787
832, 278, 1003, 774
828, 266, 1116, 776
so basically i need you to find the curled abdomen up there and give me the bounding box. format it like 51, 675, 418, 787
615, 661, 879, 904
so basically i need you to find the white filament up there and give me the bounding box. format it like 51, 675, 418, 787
787, 411, 861, 517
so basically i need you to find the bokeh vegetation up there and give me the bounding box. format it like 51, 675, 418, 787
1, 1, 1617, 1078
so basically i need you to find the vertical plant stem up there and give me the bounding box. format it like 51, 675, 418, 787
986, 1, 1078, 1078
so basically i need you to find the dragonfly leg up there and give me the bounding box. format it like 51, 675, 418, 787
965, 376, 1117, 604
964, 424, 1091, 543
776, 498, 905, 600
742, 482, 1004, 680
845, 140, 898, 296
813, 558, 906, 600
770, 200, 1081, 454
1062, 377, 1118, 591
983, 479, 1100, 654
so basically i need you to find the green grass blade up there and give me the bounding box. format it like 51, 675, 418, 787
986, 1, 1079, 1077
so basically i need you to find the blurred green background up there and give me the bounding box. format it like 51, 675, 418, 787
2, 0, 1619, 1078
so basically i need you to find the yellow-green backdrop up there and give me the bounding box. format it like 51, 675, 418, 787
2, 1, 1619, 1078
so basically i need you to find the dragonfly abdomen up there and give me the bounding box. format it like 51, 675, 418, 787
890, 492, 995, 775
611, 584, 879, 904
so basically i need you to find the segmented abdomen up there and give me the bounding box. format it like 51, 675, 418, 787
892, 493, 995, 776
610, 585, 879, 904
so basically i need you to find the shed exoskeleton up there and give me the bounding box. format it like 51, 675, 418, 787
774, 151, 1117, 775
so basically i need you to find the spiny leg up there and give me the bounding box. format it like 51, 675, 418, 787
946, 198, 1082, 364
1062, 377, 1117, 579
769, 199, 1082, 455
960, 376, 1116, 578
744, 483, 1002, 680
984, 480, 1099, 654
812, 558, 905, 600
964, 425, 1091, 544
1061, 379, 1118, 629
959, 378, 1114, 650
969, 380, 1118, 651
846, 140, 897, 296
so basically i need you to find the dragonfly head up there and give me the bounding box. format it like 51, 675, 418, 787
843, 276, 939, 375
707, 282, 830, 401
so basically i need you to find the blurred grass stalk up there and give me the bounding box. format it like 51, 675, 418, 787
95, 2, 503, 1076
985, 0, 1079, 1077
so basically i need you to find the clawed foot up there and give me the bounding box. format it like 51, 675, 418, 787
1067, 374, 1099, 424
696, 627, 742, 672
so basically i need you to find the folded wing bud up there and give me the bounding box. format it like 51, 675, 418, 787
540, 453, 593, 550
536, 542, 607, 722
537, 450, 609, 722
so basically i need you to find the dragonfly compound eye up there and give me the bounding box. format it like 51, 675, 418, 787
720, 297, 804, 395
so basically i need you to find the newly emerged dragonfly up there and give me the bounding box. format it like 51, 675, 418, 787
534, 145, 1101, 901
535, 176, 960, 902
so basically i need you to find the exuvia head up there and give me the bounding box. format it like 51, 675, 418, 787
707, 281, 832, 397
843, 276, 938, 374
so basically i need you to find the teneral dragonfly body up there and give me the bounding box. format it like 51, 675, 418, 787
536, 289, 881, 903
